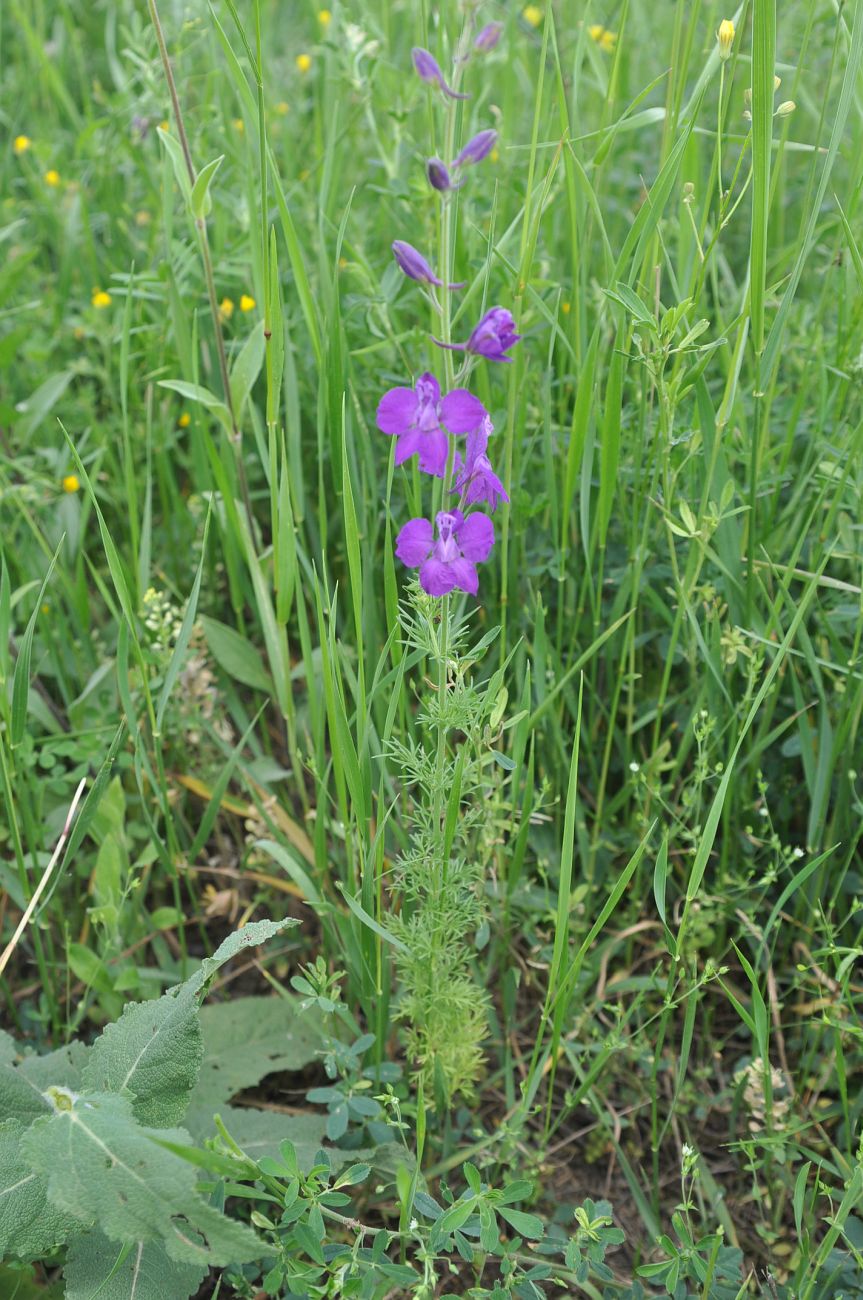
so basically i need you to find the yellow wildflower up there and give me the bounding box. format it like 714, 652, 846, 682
318, 9, 332, 25
135, 209, 152, 226
588, 24, 604, 41
178, 412, 191, 428
523, 5, 543, 27
717, 19, 735, 61
232, 117, 244, 132
62, 474, 80, 494
219, 296, 235, 320
240, 294, 256, 312
562, 301, 571, 315
158, 120, 170, 133
296, 53, 312, 73
338, 256, 348, 270
490, 147, 500, 163
44, 169, 61, 187
275, 101, 290, 115
600, 29, 617, 52
13, 135, 31, 155
91, 289, 112, 309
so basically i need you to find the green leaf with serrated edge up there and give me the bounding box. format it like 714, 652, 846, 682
0, 1120, 78, 1259
82, 919, 296, 1127
82, 985, 202, 1128
0, 1065, 53, 1125
188, 995, 323, 1111
21, 1094, 261, 1266
64, 1229, 205, 1300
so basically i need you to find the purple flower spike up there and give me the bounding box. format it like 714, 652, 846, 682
474, 22, 503, 52
454, 129, 498, 168
396, 509, 495, 597
392, 241, 465, 290
452, 417, 510, 512
427, 157, 455, 192
376, 374, 487, 478
412, 46, 470, 99
437, 306, 522, 362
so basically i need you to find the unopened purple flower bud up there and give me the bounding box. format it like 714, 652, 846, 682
412, 46, 470, 100
427, 157, 455, 192
391, 240, 465, 290
474, 22, 503, 52
453, 129, 498, 168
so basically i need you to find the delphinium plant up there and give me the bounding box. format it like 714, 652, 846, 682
377, 18, 520, 1110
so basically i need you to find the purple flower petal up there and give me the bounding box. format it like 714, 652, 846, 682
376, 387, 418, 435
448, 557, 479, 595
416, 372, 441, 409
427, 157, 453, 192
457, 512, 495, 562
474, 22, 503, 52
392, 241, 442, 286
395, 518, 434, 567
411, 46, 470, 99
440, 388, 487, 434
417, 427, 450, 478
420, 557, 457, 596
393, 428, 422, 466
454, 129, 498, 168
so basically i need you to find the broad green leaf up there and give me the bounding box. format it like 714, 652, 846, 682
229, 319, 266, 415
82, 985, 202, 1128
200, 614, 273, 693
157, 126, 192, 202
64, 1229, 205, 1300
497, 1206, 545, 1241
189, 154, 223, 220
0, 1120, 78, 1259
83, 919, 296, 1126
157, 380, 232, 434
21, 1093, 261, 1266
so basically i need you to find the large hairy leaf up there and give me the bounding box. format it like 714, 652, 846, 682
0, 1120, 78, 1260
64, 1230, 205, 1300
82, 918, 297, 1127
190, 994, 323, 1109
21, 1093, 261, 1267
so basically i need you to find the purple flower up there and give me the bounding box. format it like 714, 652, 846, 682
474, 22, 503, 52
412, 47, 470, 100
452, 417, 509, 512
376, 374, 487, 478
454, 129, 498, 168
392, 241, 465, 290
437, 306, 522, 362
427, 157, 457, 192
396, 510, 495, 596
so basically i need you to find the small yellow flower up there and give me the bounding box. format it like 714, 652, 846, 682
599, 29, 617, 53
275, 101, 290, 115
219, 296, 235, 320
135, 209, 152, 226
13, 135, 31, 155
158, 120, 170, 133
588, 23, 604, 41
296, 53, 312, 73
562, 301, 571, 315
91, 289, 112, 309
490, 147, 500, 163
62, 474, 80, 494
232, 117, 244, 132
73, 326, 86, 340
523, 5, 543, 27
717, 19, 735, 61
240, 293, 256, 312
338, 256, 349, 270
44, 169, 61, 187
318, 9, 331, 25
178, 412, 191, 428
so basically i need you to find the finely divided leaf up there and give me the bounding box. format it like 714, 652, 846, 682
64, 1230, 206, 1300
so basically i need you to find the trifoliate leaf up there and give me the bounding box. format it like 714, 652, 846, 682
21, 1093, 261, 1266
0, 1120, 78, 1259
64, 1229, 206, 1300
